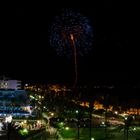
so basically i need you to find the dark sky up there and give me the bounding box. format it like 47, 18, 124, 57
0, 1, 139, 86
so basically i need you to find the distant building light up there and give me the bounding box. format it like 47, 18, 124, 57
76, 110, 79, 114
65, 126, 69, 130
51, 113, 54, 116
124, 117, 127, 120
102, 122, 105, 125
5, 115, 12, 123
134, 127, 136, 131
115, 111, 118, 114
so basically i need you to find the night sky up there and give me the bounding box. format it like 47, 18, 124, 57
0, 1, 139, 87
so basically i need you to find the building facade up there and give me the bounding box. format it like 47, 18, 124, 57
0, 79, 21, 90
0, 77, 32, 117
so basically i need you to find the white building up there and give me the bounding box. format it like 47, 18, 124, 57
0, 79, 21, 90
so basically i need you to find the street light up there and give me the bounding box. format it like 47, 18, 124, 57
65, 126, 69, 130
76, 110, 79, 114
114, 111, 118, 115
75, 109, 80, 140
124, 115, 133, 140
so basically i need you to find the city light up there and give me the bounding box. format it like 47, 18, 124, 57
101, 122, 105, 125
76, 110, 79, 114
133, 127, 136, 131
5, 115, 12, 123
115, 111, 118, 115
124, 117, 128, 120
19, 128, 29, 136
51, 113, 54, 116
65, 126, 69, 130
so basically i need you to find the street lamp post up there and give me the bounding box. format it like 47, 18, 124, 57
124, 116, 133, 140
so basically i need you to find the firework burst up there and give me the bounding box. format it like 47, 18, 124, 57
49, 9, 94, 57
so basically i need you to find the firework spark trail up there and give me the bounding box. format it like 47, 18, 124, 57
49, 9, 93, 87
49, 9, 93, 57
70, 33, 78, 88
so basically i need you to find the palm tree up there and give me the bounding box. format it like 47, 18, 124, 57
79, 84, 101, 139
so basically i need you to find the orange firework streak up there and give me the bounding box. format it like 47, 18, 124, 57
70, 34, 78, 89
